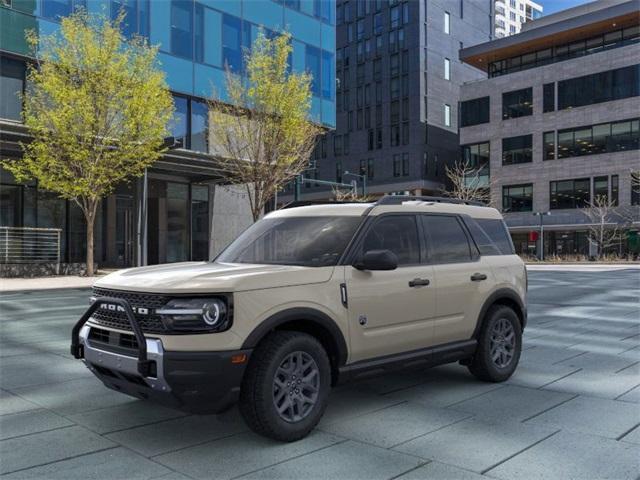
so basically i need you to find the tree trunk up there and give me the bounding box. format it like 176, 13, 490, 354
86, 214, 95, 276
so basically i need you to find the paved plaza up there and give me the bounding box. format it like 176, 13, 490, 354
0, 266, 639, 479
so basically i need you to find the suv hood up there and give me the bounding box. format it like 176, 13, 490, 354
93, 262, 335, 293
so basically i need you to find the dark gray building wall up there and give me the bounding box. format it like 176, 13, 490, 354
289, 0, 492, 200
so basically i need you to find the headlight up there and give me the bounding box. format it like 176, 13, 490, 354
156, 297, 231, 333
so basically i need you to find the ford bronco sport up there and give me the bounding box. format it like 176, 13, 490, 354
71, 196, 526, 441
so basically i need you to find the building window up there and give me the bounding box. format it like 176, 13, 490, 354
376, 129, 383, 149
611, 175, 619, 206
461, 142, 490, 185
543, 131, 555, 160
460, 96, 489, 127
112, 0, 150, 38
557, 118, 640, 159
594, 175, 608, 202
391, 125, 400, 146
503, 184, 533, 212
222, 13, 242, 71
488, 27, 640, 78
543, 82, 555, 113
190, 99, 208, 153
170, 0, 194, 59
170, 95, 189, 148
444, 11, 450, 34
344, 133, 350, 155
0, 56, 25, 121
390, 5, 400, 29
356, 19, 364, 40
444, 104, 451, 127
632, 172, 640, 206
41, 0, 86, 20
374, 12, 383, 34
367, 158, 375, 179
558, 64, 640, 110
336, 161, 342, 183
393, 154, 401, 176
333, 135, 342, 156
444, 58, 451, 80
402, 153, 410, 176
321, 50, 334, 100
502, 134, 532, 165
502, 87, 532, 119
305, 45, 321, 97
550, 178, 591, 209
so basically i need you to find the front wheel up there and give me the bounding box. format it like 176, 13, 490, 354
468, 305, 522, 382
239, 331, 331, 441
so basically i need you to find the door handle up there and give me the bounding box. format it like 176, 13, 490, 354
470, 273, 488, 282
409, 278, 430, 287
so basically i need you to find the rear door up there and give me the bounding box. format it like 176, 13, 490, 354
421, 214, 494, 345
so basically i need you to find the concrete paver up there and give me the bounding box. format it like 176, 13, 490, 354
0, 267, 639, 479
394, 418, 557, 473
236, 440, 424, 480
154, 431, 343, 479
320, 401, 470, 448
487, 431, 640, 480
524, 395, 640, 439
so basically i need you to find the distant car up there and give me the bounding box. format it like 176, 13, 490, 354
71, 196, 527, 441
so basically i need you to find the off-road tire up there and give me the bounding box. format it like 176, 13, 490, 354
239, 331, 331, 442
468, 305, 522, 382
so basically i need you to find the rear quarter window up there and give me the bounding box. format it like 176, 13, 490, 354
466, 218, 515, 255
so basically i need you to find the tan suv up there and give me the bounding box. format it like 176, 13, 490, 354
71, 196, 527, 441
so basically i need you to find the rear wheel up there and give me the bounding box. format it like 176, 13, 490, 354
468, 305, 522, 382
239, 331, 331, 441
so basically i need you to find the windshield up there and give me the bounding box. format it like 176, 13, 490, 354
216, 216, 362, 267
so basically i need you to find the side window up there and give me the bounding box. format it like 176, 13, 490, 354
422, 215, 472, 263
476, 218, 515, 255
361, 215, 420, 265
464, 218, 501, 256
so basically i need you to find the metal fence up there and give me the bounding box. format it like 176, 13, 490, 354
0, 226, 62, 267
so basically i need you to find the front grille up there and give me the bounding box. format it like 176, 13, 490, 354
88, 327, 140, 352
91, 288, 169, 333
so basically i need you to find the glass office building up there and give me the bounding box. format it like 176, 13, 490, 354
0, 0, 335, 269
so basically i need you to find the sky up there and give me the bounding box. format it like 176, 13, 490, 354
541, 0, 593, 15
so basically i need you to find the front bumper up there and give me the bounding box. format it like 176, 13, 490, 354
78, 325, 251, 413
72, 296, 251, 414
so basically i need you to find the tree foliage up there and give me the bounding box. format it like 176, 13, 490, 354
208, 31, 320, 221
3, 11, 173, 274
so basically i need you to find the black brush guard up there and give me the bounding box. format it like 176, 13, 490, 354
71, 297, 153, 377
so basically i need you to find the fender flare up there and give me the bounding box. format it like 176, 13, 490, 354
241, 307, 349, 367
473, 288, 527, 338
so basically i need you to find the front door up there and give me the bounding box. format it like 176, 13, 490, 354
115, 195, 134, 267
345, 214, 436, 362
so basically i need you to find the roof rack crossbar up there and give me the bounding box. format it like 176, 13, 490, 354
375, 195, 486, 207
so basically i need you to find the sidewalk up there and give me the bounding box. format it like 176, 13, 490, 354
0, 273, 107, 293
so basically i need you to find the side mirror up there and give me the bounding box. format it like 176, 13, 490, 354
354, 249, 398, 271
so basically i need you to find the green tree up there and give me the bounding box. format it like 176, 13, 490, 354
3, 11, 173, 275
208, 31, 320, 221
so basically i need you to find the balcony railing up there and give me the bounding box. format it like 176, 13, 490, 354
0, 227, 62, 269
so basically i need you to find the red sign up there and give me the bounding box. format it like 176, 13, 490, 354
529, 231, 539, 242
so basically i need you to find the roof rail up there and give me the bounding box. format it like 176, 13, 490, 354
375, 195, 486, 207
281, 200, 371, 209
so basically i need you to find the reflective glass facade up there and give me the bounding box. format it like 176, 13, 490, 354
0, 0, 336, 127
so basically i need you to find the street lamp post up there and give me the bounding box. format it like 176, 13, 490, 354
533, 211, 551, 261
343, 171, 367, 196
